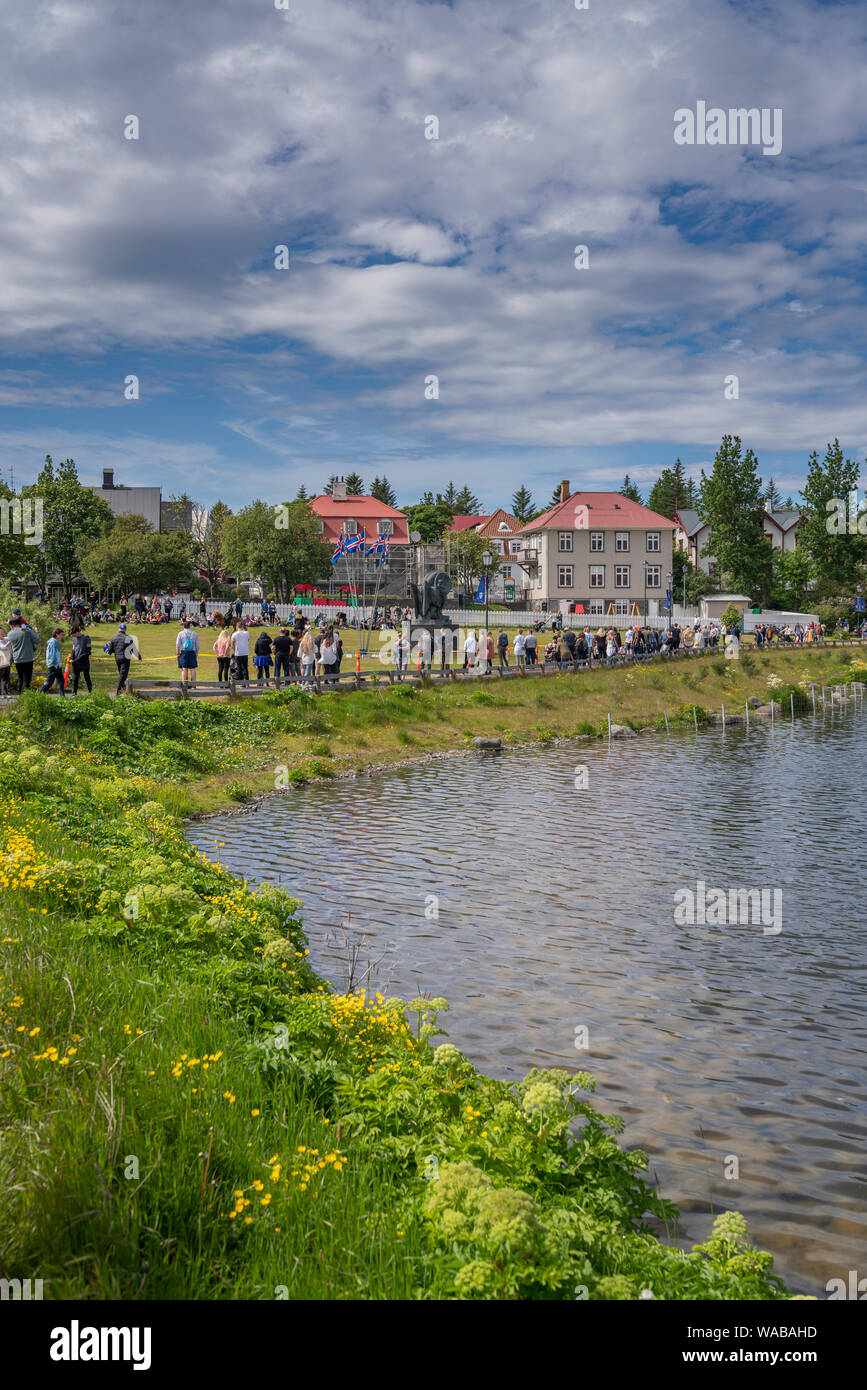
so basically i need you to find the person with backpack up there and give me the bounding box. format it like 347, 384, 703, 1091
71, 628, 93, 693
253, 629, 273, 684
7, 609, 39, 693
104, 623, 141, 694
176, 621, 199, 685
39, 629, 66, 695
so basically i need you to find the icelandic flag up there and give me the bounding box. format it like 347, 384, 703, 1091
345, 528, 365, 554
474, 574, 488, 604
331, 531, 346, 564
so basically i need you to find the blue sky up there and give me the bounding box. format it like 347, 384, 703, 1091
0, 0, 865, 512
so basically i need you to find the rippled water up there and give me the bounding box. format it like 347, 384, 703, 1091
188, 705, 867, 1295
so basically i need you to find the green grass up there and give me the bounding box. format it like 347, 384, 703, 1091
0, 646, 859, 1299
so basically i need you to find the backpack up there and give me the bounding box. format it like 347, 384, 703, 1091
183, 633, 195, 652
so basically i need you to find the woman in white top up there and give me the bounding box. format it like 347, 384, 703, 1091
513, 630, 526, 668
230, 622, 250, 686
463, 631, 477, 670
320, 634, 339, 684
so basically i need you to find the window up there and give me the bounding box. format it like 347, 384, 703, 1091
344, 519, 358, 535
509, 540, 522, 554
315, 518, 325, 533
589, 600, 604, 616
590, 531, 604, 552
377, 519, 394, 536
615, 531, 630, 552
498, 521, 510, 532
614, 599, 630, 617
557, 565, 573, 588
590, 565, 605, 588
614, 565, 630, 588
645, 564, 661, 588
558, 531, 573, 552
501, 565, 512, 578
646, 531, 660, 552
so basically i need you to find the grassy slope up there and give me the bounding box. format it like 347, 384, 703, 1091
0, 645, 861, 1301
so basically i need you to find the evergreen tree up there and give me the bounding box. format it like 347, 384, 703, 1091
763, 478, 782, 511
442, 481, 459, 510
295, 484, 309, 501
619, 475, 643, 503
344, 471, 365, 495
648, 459, 689, 519
370, 475, 397, 507
548, 483, 566, 509
699, 435, 774, 601
511, 484, 535, 522
322, 475, 339, 497
800, 439, 864, 594
453, 485, 481, 515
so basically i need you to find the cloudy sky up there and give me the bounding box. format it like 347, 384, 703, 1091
0, 0, 865, 510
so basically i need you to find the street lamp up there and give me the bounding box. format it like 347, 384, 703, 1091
667, 571, 673, 630
482, 550, 492, 630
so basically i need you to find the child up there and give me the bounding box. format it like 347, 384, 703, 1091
40, 628, 66, 695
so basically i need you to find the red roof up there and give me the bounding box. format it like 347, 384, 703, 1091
519, 492, 677, 532
449, 514, 490, 532
310, 493, 409, 545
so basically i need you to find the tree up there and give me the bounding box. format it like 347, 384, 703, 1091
619, 475, 643, 504
82, 515, 194, 594
672, 546, 716, 606
223, 499, 332, 601
370, 475, 397, 507
699, 435, 774, 602
800, 439, 864, 595
441, 481, 460, 510
453, 485, 481, 515
295, 484, 310, 501
0, 479, 42, 587
191, 500, 231, 595
344, 471, 365, 495
447, 529, 500, 595
547, 483, 565, 510
322, 475, 339, 497
511, 484, 535, 522
24, 456, 113, 598
403, 497, 454, 542
648, 458, 696, 518
770, 548, 812, 610
763, 478, 782, 511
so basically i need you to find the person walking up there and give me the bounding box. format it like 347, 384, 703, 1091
7, 610, 39, 693
463, 630, 478, 669
524, 629, 538, 666
0, 625, 10, 699
39, 629, 66, 695
71, 628, 92, 693
230, 621, 250, 686
485, 630, 495, 673
176, 621, 199, 685
104, 623, 141, 694
254, 628, 273, 684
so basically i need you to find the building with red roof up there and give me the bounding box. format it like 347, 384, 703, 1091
516, 481, 677, 618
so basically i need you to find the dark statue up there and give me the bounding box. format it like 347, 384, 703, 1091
410, 570, 453, 621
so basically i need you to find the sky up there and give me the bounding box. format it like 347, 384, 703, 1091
0, 0, 865, 512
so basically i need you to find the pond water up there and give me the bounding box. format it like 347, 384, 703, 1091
187, 703, 867, 1296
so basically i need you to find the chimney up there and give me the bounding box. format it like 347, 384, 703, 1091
332, 479, 348, 501
103, 469, 114, 490
559, 479, 570, 503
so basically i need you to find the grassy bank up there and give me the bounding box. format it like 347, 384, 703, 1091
2, 646, 859, 1299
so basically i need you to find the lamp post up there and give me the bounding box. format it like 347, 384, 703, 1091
643, 561, 648, 626
482, 550, 492, 631
667, 571, 673, 634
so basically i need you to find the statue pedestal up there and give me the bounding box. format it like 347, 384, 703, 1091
402, 618, 460, 669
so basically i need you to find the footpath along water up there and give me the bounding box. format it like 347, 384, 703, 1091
188, 709, 867, 1296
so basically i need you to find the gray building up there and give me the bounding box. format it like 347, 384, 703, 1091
89, 469, 162, 531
